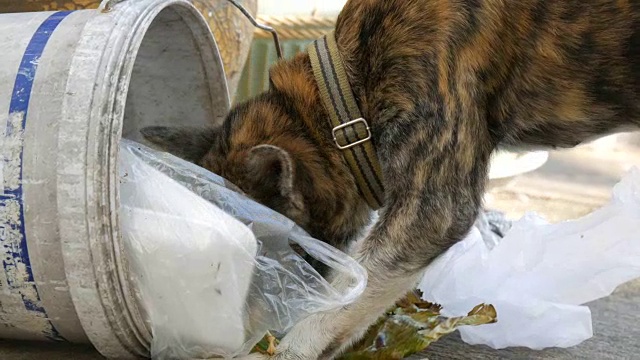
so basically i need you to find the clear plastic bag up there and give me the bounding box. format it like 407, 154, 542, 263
118, 139, 367, 359
419, 167, 640, 350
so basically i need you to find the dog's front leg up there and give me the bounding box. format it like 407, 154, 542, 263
245, 216, 479, 359
243, 234, 424, 360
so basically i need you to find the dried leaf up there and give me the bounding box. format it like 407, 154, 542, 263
252, 331, 279, 355
419, 304, 497, 346
338, 292, 497, 359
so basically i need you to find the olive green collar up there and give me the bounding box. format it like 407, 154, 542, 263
307, 31, 385, 209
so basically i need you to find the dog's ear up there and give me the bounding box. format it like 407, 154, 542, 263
245, 144, 307, 218
140, 126, 218, 163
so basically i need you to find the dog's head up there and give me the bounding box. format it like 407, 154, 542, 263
140, 53, 371, 249
140, 94, 312, 232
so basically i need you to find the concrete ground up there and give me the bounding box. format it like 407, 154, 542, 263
2, 134, 640, 359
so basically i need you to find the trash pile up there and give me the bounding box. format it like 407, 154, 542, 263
119, 139, 640, 359
119, 140, 367, 359
419, 166, 640, 350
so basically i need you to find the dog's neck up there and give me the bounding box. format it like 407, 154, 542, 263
266, 53, 375, 249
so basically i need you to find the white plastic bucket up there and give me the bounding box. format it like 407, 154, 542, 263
0, 0, 229, 357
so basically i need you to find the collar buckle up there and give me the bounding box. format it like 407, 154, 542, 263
332, 118, 372, 150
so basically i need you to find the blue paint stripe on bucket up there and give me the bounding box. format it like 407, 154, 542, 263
1, 10, 74, 342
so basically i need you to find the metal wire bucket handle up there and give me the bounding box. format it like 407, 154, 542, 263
225, 0, 283, 59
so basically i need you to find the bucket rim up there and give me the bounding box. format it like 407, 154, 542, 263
59, 0, 231, 357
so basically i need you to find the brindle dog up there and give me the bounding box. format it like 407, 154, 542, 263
141, 0, 640, 358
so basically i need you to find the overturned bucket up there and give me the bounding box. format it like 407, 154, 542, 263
0, 0, 229, 357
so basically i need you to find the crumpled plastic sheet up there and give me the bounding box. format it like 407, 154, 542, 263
474, 209, 513, 250
419, 167, 640, 350
118, 139, 367, 359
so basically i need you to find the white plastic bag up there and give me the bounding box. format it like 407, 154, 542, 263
120, 147, 258, 357
419, 167, 640, 350
119, 140, 367, 359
